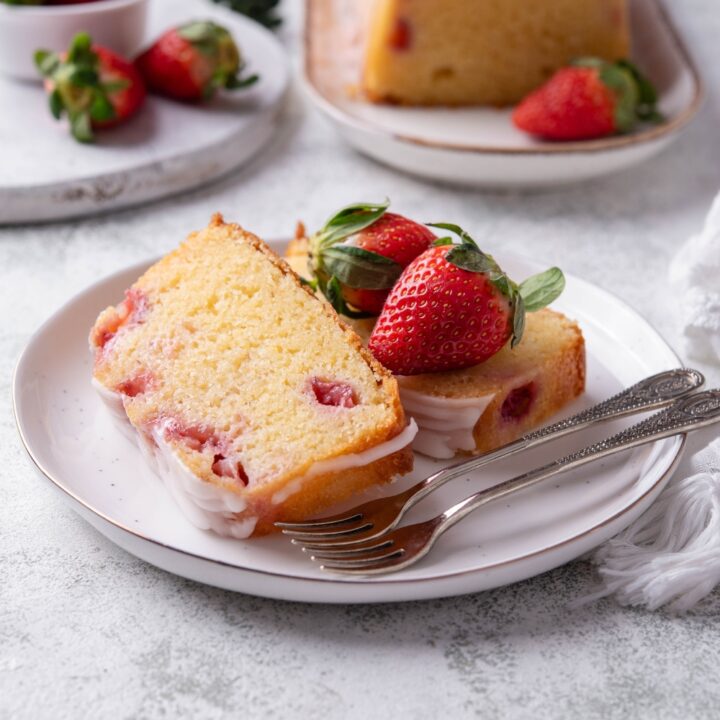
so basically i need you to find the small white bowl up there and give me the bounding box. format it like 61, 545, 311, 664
0, 0, 149, 82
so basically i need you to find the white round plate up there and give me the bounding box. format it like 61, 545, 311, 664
304, 0, 703, 188
13, 241, 685, 603
0, 0, 288, 224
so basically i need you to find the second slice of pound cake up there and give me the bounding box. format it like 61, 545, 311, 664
90, 215, 415, 538
397, 310, 585, 459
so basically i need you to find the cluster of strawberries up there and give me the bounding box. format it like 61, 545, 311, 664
33, 20, 258, 142
306, 201, 565, 376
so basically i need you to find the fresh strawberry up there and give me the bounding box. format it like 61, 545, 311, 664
512, 58, 661, 141
34, 32, 146, 143
368, 224, 565, 375
135, 20, 258, 103
307, 200, 437, 316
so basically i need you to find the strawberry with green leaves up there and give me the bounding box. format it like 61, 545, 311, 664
307, 200, 437, 316
35, 32, 146, 143
512, 58, 661, 141
368, 225, 565, 375
135, 20, 258, 103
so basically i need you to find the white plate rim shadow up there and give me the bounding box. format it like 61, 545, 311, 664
303, 0, 704, 187
13, 241, 687, 604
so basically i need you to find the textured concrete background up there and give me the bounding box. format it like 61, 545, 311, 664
3, 1, 720, 718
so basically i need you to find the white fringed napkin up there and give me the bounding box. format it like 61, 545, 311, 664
669, 193, 720, 365
577, 434, 720, 611
576, 195, 720, 611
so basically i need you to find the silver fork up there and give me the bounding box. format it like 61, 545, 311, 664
298, 390, 720, 575
276, 368, 703, 547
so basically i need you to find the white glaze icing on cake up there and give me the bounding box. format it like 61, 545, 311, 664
271, 418, 418, 504
398, 382, 494, 459
94, 379, 417, 538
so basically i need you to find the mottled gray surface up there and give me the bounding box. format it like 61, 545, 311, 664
3, 2, 720, 718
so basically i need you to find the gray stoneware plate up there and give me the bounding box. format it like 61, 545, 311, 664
304, 0, 703, 187
14, 240, 684, 603
0, 0, 289, 224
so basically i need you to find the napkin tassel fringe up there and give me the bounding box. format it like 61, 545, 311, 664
573, 463, 720, 612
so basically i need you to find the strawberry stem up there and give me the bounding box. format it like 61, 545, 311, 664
427, 222, 479, 249
316, 200, 390, 249
323, 276, 374, 319
178, 21, 259, 94
70, 111, 93, 143
573, 57, 664, 130
307, 200, 394, 311
321, 245, 402, 289
34, 31, 121, 143
518, 267, 565, 311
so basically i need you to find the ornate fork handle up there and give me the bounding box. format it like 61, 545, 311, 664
524, 368, 705, 442
408, 368, 704, 509
440, 390, 720, 531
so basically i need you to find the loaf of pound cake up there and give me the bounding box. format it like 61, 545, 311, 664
363, 0, 630, 106
90, 215, 416, 538
286, 234, 585, 459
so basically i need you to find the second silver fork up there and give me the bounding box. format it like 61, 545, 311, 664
276, 368, 704, 547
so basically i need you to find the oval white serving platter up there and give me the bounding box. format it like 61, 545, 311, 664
304, 0, 703, 188
13, 241, 685, 603
0, 0, 288, 224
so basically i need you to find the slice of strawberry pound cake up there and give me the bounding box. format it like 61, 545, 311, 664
395, 309, 585, 458
288, 201, 586, 460
90, 215, 416, 538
